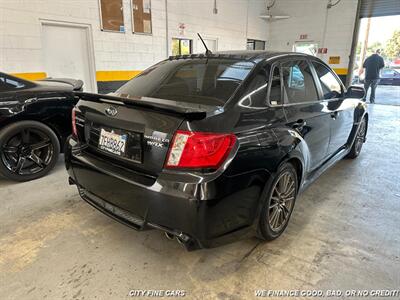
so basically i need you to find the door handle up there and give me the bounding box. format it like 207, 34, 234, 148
24, 97, 37, 104
330, 111, 338, 119
292, 119, 306, 129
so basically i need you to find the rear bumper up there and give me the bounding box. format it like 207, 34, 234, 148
65, 137, 268, 250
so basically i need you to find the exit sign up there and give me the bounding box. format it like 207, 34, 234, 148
300, 34, 308, 40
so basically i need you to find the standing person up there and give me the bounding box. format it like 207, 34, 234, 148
360, 49, 385, 103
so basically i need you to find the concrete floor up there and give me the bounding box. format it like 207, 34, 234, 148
360, 84, 400, 106
0, 104, 399, 300
371, 85, 400, 106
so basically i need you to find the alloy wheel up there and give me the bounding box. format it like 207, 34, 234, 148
354, 119, 366, 155
268, 171, 296, 232
1, 128, 54, 176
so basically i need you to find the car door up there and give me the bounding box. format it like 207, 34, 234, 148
280, 58, 331, 171
380, 69, 394, 85
310, 61, 355, 156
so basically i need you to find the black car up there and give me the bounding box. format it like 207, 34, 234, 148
379, 67, 400, 86
0, 72, 81, 181
65, 51, 368, 250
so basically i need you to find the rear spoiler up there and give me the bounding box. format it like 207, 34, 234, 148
42, 78, 84, 91
75, 92, 223, 120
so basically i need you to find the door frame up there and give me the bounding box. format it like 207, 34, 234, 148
39, 19, 97, 92
196, 36, 218, 53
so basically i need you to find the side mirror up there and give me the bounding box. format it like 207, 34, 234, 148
346, 85, 365, 99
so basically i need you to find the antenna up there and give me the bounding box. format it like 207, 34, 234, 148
197, 33, 212, 55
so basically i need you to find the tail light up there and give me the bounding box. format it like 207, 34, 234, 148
72, 107, 78, 138
165, 130, 237, 169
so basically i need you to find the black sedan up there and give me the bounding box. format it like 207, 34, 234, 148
0, 72, 81, 181
379, 67, 400, 86
65, 51, 368, 250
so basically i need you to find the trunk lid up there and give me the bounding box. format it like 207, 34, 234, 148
39, 78, 84, 91
74, 92, 222, 176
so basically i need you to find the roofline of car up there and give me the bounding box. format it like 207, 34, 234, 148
167, 51, 313, 62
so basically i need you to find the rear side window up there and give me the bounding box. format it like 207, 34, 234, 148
381, 69, 398, 76
117, 59, 255, 105
269, 66, 282, 105
281, 60, 318, 104
312, 62, 343, 99
240, 66, 269, 107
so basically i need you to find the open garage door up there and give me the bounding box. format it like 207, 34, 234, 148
347, 0, 400, 105
347, 0, 400, 88
360, 0, 400, 18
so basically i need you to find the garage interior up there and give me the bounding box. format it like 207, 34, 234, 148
0, 0, 399, 299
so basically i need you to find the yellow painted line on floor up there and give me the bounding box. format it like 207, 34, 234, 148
96, 70, 141, 82
11, 72, 47, 81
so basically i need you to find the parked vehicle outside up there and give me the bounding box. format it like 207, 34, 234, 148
379, 67, 400, 86
65, 51, 368, 250
0, 72, 81, 181
352, 67, 400, 86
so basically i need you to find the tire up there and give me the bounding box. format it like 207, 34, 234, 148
258, 162, 298, 241
0, 121, 60, 181
346, 117, 367, 159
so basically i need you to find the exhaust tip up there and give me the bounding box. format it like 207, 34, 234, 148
164, 232, 175, 240
176, 236, 184, 244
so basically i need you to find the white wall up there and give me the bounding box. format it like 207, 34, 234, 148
0, 0, 269, 75
0, 0, 360, 78
167, 0, 270, 52
267, 0, 358, 71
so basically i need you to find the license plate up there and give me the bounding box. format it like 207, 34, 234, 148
98, 128, 127, 156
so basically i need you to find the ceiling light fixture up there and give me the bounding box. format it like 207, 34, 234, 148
259, 0, 290, 21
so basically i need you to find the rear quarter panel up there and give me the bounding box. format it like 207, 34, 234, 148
0, 91, 77, 148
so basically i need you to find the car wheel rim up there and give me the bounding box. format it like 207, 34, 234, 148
1, 128, 53, 176
355, 119, 366, 154
268, 171, 296, 232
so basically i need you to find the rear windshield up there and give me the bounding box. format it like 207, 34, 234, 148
116, 58, 255, 105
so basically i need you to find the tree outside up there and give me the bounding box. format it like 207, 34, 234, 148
385, 30, 400, 60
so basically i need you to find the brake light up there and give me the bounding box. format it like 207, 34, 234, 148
72, 107, 78, 138
165, 130, 237, 169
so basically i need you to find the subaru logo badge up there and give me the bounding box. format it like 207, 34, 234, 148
105, 106, 118, 117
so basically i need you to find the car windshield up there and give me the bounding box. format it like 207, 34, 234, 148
116, 58, 255, 105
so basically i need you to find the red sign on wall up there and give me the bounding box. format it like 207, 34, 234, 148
300, 34, 308, 40
318, 48, 328, 54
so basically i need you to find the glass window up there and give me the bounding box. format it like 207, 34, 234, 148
0, 73, 30, 92
247, 39, 266, 50
172, 38, 192, 56
381, 69, 395, 76
281, 60, 318, 104
293, 42, 318, 56
100, 0, 125, 32
197, 38, 217, 53
132, 0, 152, 34
240, 66, 270, 107
269, 66, 282, 105
312, 62, 342, 99
116, 59, 255, 105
